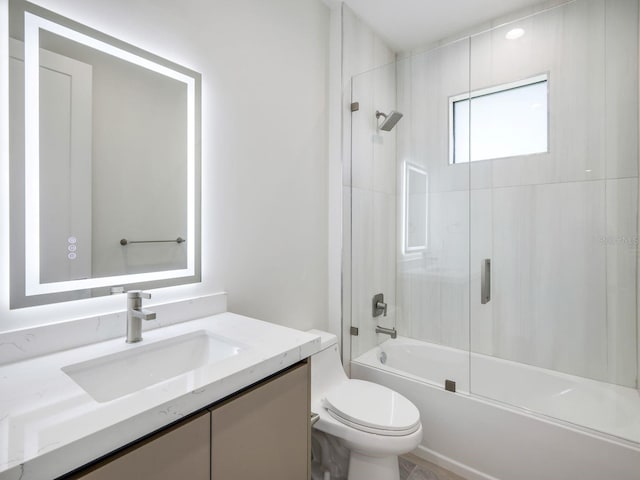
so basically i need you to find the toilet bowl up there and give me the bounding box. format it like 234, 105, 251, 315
309, 329, 422, 480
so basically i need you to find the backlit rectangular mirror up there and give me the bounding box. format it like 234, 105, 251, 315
7, 0, 201, 307
403, 162, 428, 255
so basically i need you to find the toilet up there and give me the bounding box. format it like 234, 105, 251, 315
309, 330, 422, 480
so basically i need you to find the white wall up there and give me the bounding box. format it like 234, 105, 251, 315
396, 0, 638, 387
88, 47, 187, 279
326, 1, 343, 345
0, 0, 331, 333
202, 0, 330, 331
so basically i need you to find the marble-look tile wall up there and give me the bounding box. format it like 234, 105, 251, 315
342, 5, 397, 360
396, 0, 638, 386
395, 39, 471, 351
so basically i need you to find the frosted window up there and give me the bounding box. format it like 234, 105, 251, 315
451, 75, 548, 163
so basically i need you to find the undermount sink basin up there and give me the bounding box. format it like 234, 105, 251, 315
62, 330, 243, 403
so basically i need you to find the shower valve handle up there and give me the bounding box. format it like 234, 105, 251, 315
373, 293, 387, 317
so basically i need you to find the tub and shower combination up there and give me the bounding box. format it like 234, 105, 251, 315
352, 337, 640, 480
345, 0, 640, 478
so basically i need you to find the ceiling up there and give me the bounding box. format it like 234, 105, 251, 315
342, 0, 552, 52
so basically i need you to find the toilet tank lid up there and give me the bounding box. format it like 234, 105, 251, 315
307, 329, 337, 350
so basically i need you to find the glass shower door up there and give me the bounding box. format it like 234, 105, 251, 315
468, 0, 640, 444
393, 40, 472, 391
349, 62, 399, 360
349, 40, 473, 394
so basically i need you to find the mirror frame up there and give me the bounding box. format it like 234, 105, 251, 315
8, 0, 201, 306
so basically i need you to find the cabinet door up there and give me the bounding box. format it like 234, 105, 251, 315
70, 411, 210, 480
211, 361, 310, 480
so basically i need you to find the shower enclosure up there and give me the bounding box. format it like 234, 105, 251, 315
347, 0, 640, 452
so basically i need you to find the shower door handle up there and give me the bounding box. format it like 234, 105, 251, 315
481, 259, 491, 304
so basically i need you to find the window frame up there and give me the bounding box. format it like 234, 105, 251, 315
448, 73, 549, 165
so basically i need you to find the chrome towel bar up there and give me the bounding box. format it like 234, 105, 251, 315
120, 237, 185, 245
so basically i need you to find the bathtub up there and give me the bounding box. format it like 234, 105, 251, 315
351, 336, 640, 480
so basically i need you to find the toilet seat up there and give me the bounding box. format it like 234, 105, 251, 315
323, 380, 421, 436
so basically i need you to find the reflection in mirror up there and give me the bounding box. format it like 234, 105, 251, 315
8, 1, 201, 307
403, 163, 428, 255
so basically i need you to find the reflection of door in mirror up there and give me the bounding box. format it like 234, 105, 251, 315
10, 39, 92, 285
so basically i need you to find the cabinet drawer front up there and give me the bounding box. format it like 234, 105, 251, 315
70, 411, 210, 480
211, 362, 310, 480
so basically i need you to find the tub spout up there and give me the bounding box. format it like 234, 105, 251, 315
375, 326, 397, 339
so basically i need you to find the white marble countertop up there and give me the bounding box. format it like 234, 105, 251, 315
0, 312, 321, 480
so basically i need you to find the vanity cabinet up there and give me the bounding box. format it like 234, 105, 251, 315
210, 361, 310, 480
68, 411, 210, 480
66, 361, 310, 480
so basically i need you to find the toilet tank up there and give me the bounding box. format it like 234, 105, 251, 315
307, 330, 348, 402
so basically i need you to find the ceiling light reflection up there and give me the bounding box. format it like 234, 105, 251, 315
505, 28, 525, 40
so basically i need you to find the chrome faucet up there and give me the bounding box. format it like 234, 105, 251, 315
126, 290, 156, 343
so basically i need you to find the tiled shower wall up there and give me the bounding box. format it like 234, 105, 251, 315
396, 0, 639, 386
341, 5, 398, 361
395, 39, 471, 353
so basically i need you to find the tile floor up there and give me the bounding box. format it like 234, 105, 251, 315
400, 453, 467, 480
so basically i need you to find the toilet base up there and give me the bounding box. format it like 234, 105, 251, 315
348, 451, 399, 480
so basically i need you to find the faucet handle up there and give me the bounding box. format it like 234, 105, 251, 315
127, 290, 152, 299
372, 293, 387, 317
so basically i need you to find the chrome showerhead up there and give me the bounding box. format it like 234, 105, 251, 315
376, 110, 403, 131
